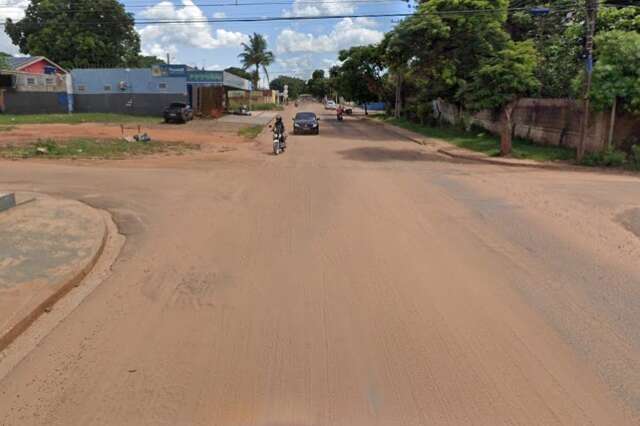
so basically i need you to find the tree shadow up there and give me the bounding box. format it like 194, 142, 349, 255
337, 146, 467, 163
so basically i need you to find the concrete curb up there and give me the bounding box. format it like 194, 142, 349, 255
358, 117, 430, 146
435, 148, 569, 170
360, 116, 578, 171
0, 211, 109, 353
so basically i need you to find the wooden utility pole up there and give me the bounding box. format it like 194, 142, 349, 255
577, 0, 599, 161
608, 96, 617, 149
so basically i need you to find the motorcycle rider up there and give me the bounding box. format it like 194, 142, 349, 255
336, 104, 344, 120
273, 114, 287, 148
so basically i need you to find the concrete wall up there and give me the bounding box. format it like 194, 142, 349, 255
3, 91, 68, 114
10, 72, 67, 92
71, 69, 187, 95
74, 93, 187, 116
434, 98, 639, 153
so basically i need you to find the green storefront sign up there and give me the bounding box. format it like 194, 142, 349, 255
187, 71, 223, 83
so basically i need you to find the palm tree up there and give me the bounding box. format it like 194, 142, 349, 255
238, 33, 274, 90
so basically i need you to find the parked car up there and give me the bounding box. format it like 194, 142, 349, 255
325, 100, 337, 110
293, 112, 320, 135
164, 102, 193, 123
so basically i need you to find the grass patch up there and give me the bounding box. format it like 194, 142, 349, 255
0, 113, 161, 125
377, 116, 575, 162
250, 103, 284, 111
237, 125, 263, 139
0, 138, 197, 159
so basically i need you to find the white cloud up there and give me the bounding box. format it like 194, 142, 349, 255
283, 0, 355, 17
276, 18, 383, 54
212, 12, 226, 18
138, 0, 248, 56
276, 55, 312, 78
322, 58, 341, 69
0, 0, 29, 55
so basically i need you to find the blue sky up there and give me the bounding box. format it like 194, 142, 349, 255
0, 0, 409, 81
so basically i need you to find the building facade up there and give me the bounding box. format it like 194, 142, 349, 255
71, 68, 188, 116
0, 56, 70, 114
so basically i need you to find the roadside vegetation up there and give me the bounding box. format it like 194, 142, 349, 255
377, 116, 575, 162
0, 138, 197, 159
249, 103, 283, 111
238, 125, 263, 139
0, 113, 161, 125
292, 0, 640, 165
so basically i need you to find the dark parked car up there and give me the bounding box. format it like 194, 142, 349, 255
293, 112, 320, 135
164, 102, 193, 123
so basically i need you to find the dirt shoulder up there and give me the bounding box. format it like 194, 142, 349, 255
0, 121, 248, 148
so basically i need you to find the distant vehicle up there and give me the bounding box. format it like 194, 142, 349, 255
164, 102, 193, 123
293, 112, 320, 135
325, 100, 337, 110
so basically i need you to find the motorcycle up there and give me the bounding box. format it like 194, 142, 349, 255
272, 129, 286, 155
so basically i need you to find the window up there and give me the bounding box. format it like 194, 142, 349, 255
103, 85, 112, 92
45, 78, 54, 86
77, 85, 86, 92
158, 82, 168, 90
26, 77, 36, 86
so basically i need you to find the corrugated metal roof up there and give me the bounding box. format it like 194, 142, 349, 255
6, 56, 41, 70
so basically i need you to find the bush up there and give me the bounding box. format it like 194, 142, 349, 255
580, 147, 627, 167
632, 144, 640, 170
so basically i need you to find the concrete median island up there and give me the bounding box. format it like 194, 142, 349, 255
0, 193, 108, 351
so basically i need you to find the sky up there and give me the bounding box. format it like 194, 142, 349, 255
0, 0, 411, 81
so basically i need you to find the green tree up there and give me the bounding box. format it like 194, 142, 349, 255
586, 30, 640, 148
238, 33, 274, 90
399, 0, 510, 105
270, 75, 307, 99
506, 0, 583, 97
467, 40, 541, 155
306, 69, 329, 99
128, 55, 165, 68
590, 31, 640, 113
334, 45, 384, 114
380, 27, 413, 118
225, 66, 253, 81
598, 4, 640, 33
5, 0, 140, 69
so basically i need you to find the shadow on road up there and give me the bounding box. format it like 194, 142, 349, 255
337, 146, 465, 163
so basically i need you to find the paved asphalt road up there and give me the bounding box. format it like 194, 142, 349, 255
1, 104, 640, 425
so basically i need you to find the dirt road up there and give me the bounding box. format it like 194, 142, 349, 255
1, 104, 640, 425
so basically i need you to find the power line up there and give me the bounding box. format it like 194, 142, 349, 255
132, 5, 579, 24
0, 5, 581, 26
125, 0, 407, 9
0, 0, 407, 10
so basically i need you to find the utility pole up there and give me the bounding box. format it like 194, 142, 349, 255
577, 0, 598, 161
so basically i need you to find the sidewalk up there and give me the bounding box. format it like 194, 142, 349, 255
364, 117, 569, 170
0, 193, 107, 351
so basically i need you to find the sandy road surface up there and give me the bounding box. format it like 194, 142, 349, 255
1, 104, 640, 425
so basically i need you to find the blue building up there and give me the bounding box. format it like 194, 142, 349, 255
70, 66, 252, 116
71, 68, 188, 116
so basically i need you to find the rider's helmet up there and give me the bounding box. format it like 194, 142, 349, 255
275, 114, 282, 123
